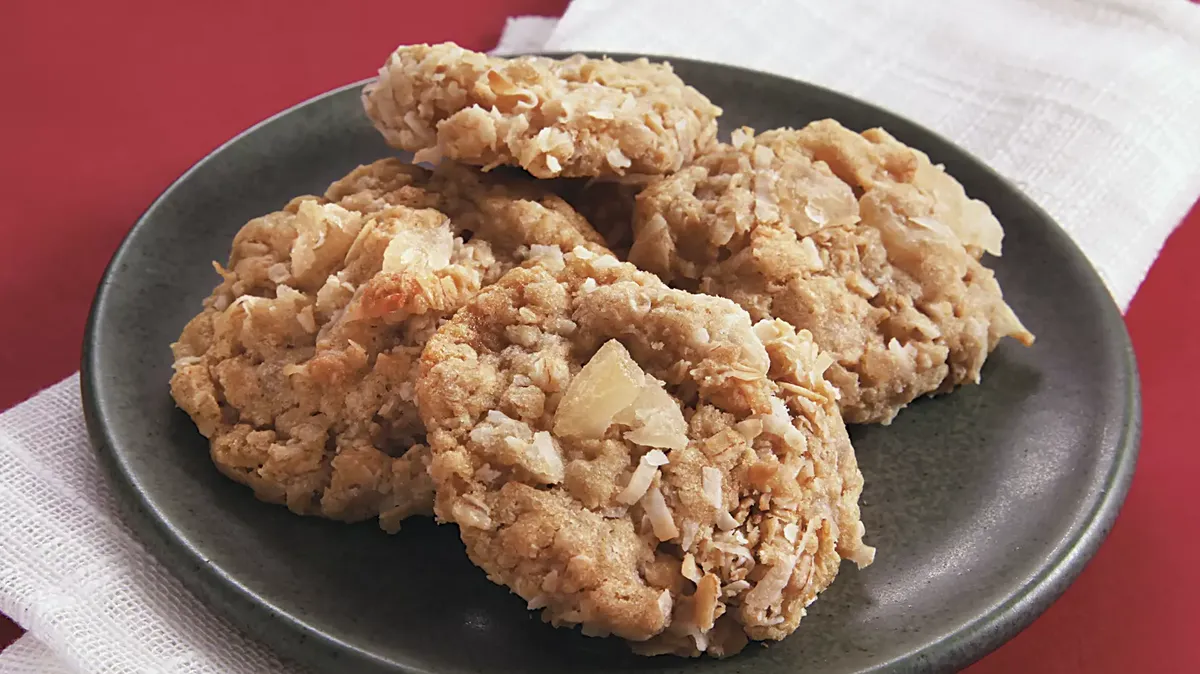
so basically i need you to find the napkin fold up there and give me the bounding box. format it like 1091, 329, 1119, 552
4, 0, 1200, 671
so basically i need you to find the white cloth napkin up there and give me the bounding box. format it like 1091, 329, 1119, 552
4, 1, 1200, 671
0, 376, 299, 674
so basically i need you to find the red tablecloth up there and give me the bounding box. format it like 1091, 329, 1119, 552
2, 2, 1197, 671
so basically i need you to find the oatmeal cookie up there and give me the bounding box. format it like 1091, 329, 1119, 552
417, 247, 873, 656
169, 160, 607, 531
630, 120, 1034, 424
362, 43, 721, 179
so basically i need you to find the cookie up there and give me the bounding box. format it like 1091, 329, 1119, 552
417, 246, 873, 656
362, 43, 722, 179
169, 159, 607, 532
629, 120, 1034, 424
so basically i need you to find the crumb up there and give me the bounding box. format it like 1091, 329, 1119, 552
416, 247, 872, 655
363, 43, 722, 178
630, 121, 1033, 424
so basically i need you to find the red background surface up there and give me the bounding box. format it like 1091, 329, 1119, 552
2, 1, 1197, 671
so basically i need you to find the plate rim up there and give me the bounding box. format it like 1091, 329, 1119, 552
82, 53, 1142, 674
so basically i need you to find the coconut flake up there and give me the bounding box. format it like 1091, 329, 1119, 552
694, 573, 721, 632
744, 554, 798, 608
752, 145, 776, 169
315, 274, 350, 314
606, 148, 632, 169
469, 426, 491, 446
761, 397, 805, 448
690, 627, 710, 653
680, 553, 701, 583
486, 409, 515, 425
643, 449, 670, 467
723, 580, 751, 597
452, 496, 493, 530
570, 245, 596, 260
592, 255, 621, 270
710, 312, 771, 377
296, 305, 317, 334
530, 431, 565, 484
381, 220, 454, 273
887, 337, 917, 366
730, 127, 755, 149
618, 380, 689, 451
735, 418, 763, 441
812, 351, 834, 378
848, 544, 877, 569
716, 511, 739, 531
657, 589, 674, 621
642, 485, 679, 542
849, 273, 880, 298
804, 203, 828, 226
274, 284, 303, 302
506, 324, 541, 348
798, 236, 824, 270
712, 540, 754, 561
290, 201, 361, 278
548, 317, 577, 336
680, 520, 700, 551
910, 311, 943, 339
908, 215, 956, 239
525, 244, 565, 272
171, 356, 202, 371
701, 467, 723, 509
753, 170, 781, 224
616, 455, 661, 505
752, 319, 785, 342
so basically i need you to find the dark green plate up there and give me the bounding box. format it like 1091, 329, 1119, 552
82, 54, 1140, 674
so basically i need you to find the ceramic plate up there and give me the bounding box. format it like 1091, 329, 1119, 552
83, 55, 1140, 674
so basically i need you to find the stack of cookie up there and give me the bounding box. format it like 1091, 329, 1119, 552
169, 43, 1032, 658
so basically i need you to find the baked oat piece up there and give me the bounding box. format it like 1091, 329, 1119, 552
630, 120, 1034, 425
417, 247, 874, 656
363, 43, 721, 179
169, 159, 607, 532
